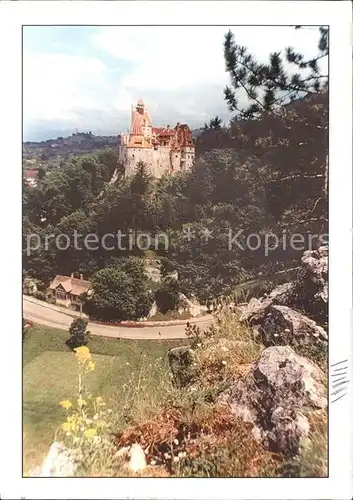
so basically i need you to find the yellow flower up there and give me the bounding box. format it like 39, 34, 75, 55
87, 361, 96, 372
61, 422, 72, 432
74, 346, 91, 363
95, 396, 103, 403
60, 400, 72, 410
84, 428, 97, 440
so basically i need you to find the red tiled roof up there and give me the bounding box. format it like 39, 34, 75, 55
25, 169, 39, 178
49, 275, 91, 296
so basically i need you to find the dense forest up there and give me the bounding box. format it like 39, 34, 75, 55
23, 27, 328, 316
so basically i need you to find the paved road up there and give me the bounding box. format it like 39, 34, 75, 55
23, 297, 213, 340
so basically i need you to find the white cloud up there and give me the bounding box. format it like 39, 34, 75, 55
93, 26, 228, 90
23, 52, 108, 124
23, 26, 327, 140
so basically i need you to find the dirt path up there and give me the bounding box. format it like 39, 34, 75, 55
23, 297, 213, 340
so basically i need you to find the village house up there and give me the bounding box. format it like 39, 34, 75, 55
24, 168, 39, 187
48, 273, 91, 308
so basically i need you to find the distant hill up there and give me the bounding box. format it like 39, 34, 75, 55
23, 132, 121, 171
23, 129, 203, 172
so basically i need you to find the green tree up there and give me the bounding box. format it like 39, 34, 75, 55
223, 26, 328, 236
86, 260, 153, 321
66, 318, 90, 350
224, 26, 328, 117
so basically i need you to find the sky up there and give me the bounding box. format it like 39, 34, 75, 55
23, 26, 327, 142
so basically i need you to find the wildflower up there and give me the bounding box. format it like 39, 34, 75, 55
87, 361, 96, 372
221, 360, 227, 366
84, 428, 97, 440
60, 400, 72, 410
150, 459, 156, 466
74, 346, 91, 363
95, 396, 104, 403
173, 456, 180, 463
173, 438, 179, 445
61, 422, 72, 432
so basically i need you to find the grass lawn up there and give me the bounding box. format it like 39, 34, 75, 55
23, 324, 186, 475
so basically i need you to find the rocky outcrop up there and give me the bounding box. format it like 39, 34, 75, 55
260, 305, 328, 349
168, 346, 194, 388
221, 346, 326, 456
238, 246, 328, 327
237, 246, 328, 352
29, 441, 77, 477
238, 281, 296, 324
178, 293, 205, 317
296, 246, 328, 323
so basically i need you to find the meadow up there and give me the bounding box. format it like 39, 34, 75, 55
23, 324, 185, 474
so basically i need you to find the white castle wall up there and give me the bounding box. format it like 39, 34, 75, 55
119, 126, 195, 178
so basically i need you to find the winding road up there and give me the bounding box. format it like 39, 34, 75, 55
23, 296, 213, 340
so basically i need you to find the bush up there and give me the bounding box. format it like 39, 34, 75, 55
66, 318, 90, 351
185, 300, 262, 388
33, 290, 47, 302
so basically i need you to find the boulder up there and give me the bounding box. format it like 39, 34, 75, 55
168, 346, 194, 388
115, 443, 147, 472
238, 282, 296, 325
128, 443, 147, 472
296, 246, 328, 323
260, 305, 328, 349
178, 293, 205, 317
238, 246, 328, 327
222, 346, 326, 456
29, 441, 77, 477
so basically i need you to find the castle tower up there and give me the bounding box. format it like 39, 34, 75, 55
121, 98, 195, 179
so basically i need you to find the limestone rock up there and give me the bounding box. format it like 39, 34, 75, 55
260, 305, 328, 348
147, 301, 158, 318
128, 443, 147, 472
222, 346, 326, 456
29, 441, 77, 477
238, 282, 296, 325
296, 246, 328, 323
168, 346, 194, 388
178, 293, 204, 317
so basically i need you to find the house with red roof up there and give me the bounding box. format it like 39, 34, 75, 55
48, 273, 91, 308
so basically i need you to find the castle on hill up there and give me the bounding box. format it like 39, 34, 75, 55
118, 99, 196, 178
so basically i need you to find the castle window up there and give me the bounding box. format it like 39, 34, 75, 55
132, 154, 135, 158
